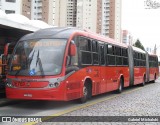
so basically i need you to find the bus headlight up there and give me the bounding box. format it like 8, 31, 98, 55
48, 82, 60, 88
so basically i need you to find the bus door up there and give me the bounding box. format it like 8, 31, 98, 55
98, 42, 107, 93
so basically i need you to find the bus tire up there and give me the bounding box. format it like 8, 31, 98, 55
79, 83, 90, 103
117, 78, 123, 93
152, 74, 156, 83
141, 75, 146, 86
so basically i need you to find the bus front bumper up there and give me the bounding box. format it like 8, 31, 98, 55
6, 87, 66, 101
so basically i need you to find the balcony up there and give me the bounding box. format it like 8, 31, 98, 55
37, 9, 42, 13
36, 15, 42, 19
37, 6, 42, 9
37, 12, 42, 15
36, 0, 42, 3
37, 18, 42, 20
37, 3, 42, 7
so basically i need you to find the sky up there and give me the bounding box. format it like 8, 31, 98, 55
122, 0, 160, 56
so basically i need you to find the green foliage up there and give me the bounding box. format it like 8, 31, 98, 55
133, 39, 145, 51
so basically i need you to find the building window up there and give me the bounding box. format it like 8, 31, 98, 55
5, 10, 15, 14
6, 0, 16, 2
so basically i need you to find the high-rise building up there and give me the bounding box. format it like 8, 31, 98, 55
76, 0, 122, 42
22, 0, 53, 25
22, 0, 31, 19
21, 0, 122, 42
77, 0, 97, 32
109, 0, 122, 42
100, 0, 110, 36
122, 30, 133, 45
0, 0, 22, 14
53, 0, 77, 27
52, 0, 122, 42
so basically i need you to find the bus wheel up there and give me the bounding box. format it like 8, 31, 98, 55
79, 83, 89, 103
152, 74, 156, 83
117, 78, 123, 93
141, 75, 146, 86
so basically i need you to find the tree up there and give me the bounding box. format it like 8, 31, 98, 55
133, 39, 145, 51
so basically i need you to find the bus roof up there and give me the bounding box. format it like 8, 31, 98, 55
132, 46, 146, 54
147, 52, 157, 57
20, 27, 128, 48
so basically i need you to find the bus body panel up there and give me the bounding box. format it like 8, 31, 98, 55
149, 68, 159, 81
65, 66, 130, 100
150, 68, 155, 80
6, 65, 130, 101
6, 87, 66, 101
134, 67, 146, 85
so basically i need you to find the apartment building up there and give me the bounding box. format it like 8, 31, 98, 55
53, 0, 77, 27
23, 0, 77, 26
22, 0, 53, 25
122, 30, 133, 45
0, 0, 21, 14
22, 0, 122, 42
22, 0, 31, 19
77, 0, 97, 32
101, 0, 110, 36
76, 0, 122, 42
109, 0, 122, 42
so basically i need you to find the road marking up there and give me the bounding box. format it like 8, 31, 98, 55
24, 86, 144, 125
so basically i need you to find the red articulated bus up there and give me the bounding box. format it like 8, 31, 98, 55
5, 27, 159, 103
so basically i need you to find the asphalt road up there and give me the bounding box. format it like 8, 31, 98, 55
0, 78, 160, 125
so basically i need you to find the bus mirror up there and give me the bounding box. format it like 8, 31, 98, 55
69, 43, 76, 56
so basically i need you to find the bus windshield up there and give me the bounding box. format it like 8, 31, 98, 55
8, 39, 67, 76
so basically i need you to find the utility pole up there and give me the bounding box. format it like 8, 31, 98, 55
154, 44, 160, 55
154, 44, 157, 54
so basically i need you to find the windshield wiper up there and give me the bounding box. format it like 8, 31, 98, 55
35, 50, 45, 77
28, 50, 35, 66
36, 50, 39, 66
37, 57, 45, 77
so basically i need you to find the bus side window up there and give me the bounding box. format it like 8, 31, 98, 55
105, 44, 108, 65
79, 37, 91, 51
79, 37, 92, 65
107, 44, 113, 55
92, 40, 99, 65
107, 44, 116, 65
115, 47, 122, 66
99, 43, 105, 65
